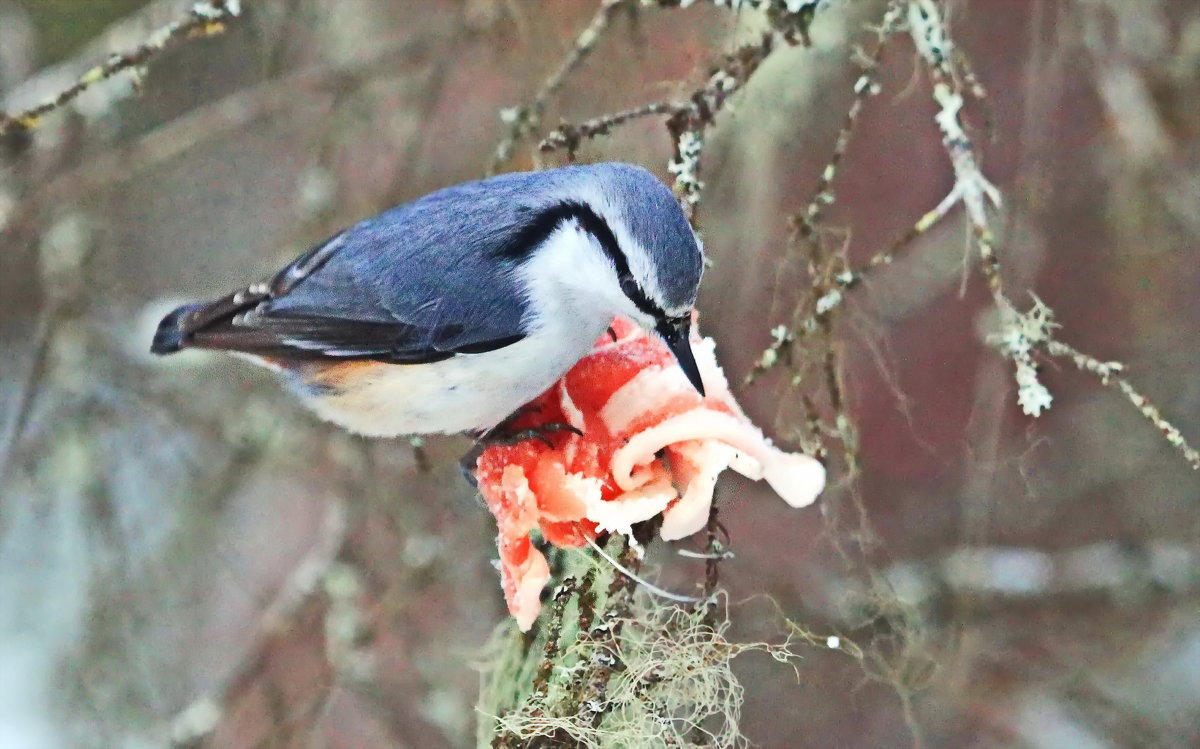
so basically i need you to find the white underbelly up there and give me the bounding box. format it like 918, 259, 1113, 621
300, 320, 608, 437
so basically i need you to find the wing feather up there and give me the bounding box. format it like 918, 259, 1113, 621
150, 173, 559, 363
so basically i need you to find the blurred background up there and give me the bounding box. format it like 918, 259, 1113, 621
1, 0, 1199, 746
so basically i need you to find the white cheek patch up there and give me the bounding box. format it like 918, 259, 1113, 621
569, 182, 678, 317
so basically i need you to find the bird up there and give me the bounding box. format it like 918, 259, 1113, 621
151, 162, 707, 438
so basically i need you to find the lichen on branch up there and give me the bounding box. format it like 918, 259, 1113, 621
0, 1, 245, 139
477, 542, 821, 748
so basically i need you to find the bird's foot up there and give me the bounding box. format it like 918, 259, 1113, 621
459, 421, 584, 487
482, 421, 583, 448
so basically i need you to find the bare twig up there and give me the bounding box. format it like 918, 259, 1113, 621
1044, 339, 1200, 471
0, 0, 245, 138
756, 1, 1200, 475
489, 0, 631, 174
644, 0, 822, 46
903, 0, 1200, 467
797, 1, 905, 238
906, 0, 1003, 299
31, 34, 446, 208
667, 32, 777, 220
535, 29, 780, 218
0, 309, 56, 489
538, 99, 683, 160
586, 537, 702, 603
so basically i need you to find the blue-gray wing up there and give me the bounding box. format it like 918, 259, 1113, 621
151, 174, 558, 363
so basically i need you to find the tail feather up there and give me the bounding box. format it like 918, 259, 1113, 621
150, 302, 205, 354
150, 281, 270, 356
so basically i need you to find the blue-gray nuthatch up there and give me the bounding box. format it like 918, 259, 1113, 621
151, 162, 707, 437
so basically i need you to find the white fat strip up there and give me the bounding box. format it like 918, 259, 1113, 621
661, 440, 735, 541
499, 465, 540, 536
586, 320, 647, 358
610, 410, 826, 508
558, 379, 586, 432
727, 450, 762, 479
759, 449, 826, 508
600, 365, 696, 434
510, 549, 550, 632
683, 332, 761, 480
542, 471, 604, 522
691, 335, 745, 416
584, 473, 677, 538
611, 410, 764, 490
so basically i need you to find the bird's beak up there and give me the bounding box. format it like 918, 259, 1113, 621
657, 317, 706, 396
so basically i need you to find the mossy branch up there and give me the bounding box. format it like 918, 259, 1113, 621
476, 534, 822, 748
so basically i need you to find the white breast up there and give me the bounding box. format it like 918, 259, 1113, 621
298, 223, 632, 437
301, 321, 605, 436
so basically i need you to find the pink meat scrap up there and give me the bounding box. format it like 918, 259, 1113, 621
473, 318, 825, 631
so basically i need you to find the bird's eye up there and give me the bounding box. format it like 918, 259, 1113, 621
617, 273, 663, 319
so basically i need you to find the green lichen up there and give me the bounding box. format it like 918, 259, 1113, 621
475, 538, 812, 748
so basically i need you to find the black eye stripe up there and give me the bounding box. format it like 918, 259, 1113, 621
569, 204, 663, 318
498, 200, 666, 320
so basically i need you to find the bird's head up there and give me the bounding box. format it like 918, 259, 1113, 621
496, 163, 705, 392
562, 163, 706, 394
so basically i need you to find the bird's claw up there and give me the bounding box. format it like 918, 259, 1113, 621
459, 421, 584, 487
482, 421, 583, 448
